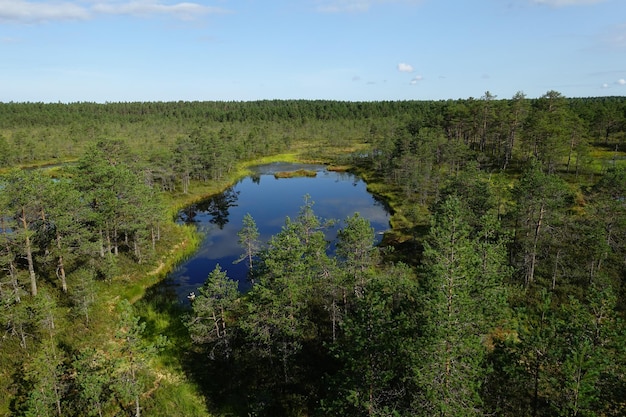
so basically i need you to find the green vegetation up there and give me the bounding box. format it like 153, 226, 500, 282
0, 94, 625, 416
273, 169, 318, 179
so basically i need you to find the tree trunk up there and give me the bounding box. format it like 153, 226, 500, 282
572, 364, 582, 417
527, 204, 545, 286
135, 394, 141, 417
551, 249, 560, 290
113, 226, 119, 256
532, 348, 541, 417
566, 133, 575, 173
19, 322, 27, 349
55, 383, 62, 416
3, 241, 21, 303
331, 298, 337, 343
9, 259, 21, 303
131, 366, 141, 417
56, 232, 67, 292
182, 173, 190, 194
20, 208, 37, 296
212, 311, 222, 338
57, 257, 67, 293
99, 229, 105, 258
106, 227, 112, 257
133, 236, 141, 263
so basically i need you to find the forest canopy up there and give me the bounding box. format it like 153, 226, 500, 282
0, 93, 625, 416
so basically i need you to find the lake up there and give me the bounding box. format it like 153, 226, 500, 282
163, 163, 391, 301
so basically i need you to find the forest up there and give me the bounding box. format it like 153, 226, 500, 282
0, 92, 625, 416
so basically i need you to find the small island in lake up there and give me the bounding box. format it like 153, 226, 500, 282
273, 169, 318, 179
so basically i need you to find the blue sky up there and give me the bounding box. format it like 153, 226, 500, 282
1, 0, 625, 102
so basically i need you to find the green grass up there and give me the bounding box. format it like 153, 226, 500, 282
111, 147, 357, 417
274, 169, 317, 178
132, 291, 213, 417
121, 144, 365, 416
144, 379, 212, 417
10, 138, 620, 416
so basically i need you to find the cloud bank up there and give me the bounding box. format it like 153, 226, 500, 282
316, 0, 423, 13
531, 0, 607, 6
0, 0, 227, 24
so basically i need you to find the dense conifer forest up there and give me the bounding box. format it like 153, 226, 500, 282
0, 93, 625, 416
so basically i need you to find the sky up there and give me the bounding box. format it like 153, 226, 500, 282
1, 0, 625, 102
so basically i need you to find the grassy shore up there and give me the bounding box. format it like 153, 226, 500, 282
273, 169, 317, 178
126, 145, 365, 416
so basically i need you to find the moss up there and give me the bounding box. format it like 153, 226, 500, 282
273, 169, 317, 178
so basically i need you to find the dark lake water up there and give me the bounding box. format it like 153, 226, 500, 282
162, 163, 391, 301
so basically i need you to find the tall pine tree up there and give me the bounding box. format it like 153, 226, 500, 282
416, 196, 508, 416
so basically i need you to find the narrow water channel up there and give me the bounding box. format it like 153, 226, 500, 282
161, 163, 391, 301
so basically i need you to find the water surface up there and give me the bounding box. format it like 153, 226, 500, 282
164, 163, 390, 300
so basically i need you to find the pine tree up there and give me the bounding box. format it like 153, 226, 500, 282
336, 212, 379, 295
510, 161, 571, 287
110, 299, 165, 417
235, 213, 260, 283
187, 265, 238, 359
42, 179, 94, 293
416, 196, 508, 416
0, 169, 51, 296
324, 263, 418, 417
22, 339, 67, 417
73, 347, 112, 417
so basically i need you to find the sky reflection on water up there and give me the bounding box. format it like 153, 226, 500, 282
163, 164, 390, 301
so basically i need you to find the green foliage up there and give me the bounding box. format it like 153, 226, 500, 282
187, 265, 239, 360
111, 299, 167, 417
0, 134, 10, 167
72, 347, 113, 417
235, 213, 260, 281
416, 196, 509, 416
21, 338, 67, 417
336, 212, 379, 285
144, 380, 211, 417
509, 160, 573, 288
323, 263, 419, 417
0, 96, 624, 416
583, 167, 626, 289
69, 267, 97, 326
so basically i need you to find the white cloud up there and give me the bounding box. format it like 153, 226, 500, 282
531, 0, 606, 6
0, 0, 90, 23
398, 62, 414, 72
601, 83, 609, 88
0, 0, 226, 24
317, 1, 370, 12
618, 79, 626, 85
92, 1, 226, 20
410, 75, 423, 84
315, 0, 422, 13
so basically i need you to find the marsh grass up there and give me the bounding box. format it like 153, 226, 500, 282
273, 169, 317, 178
143, 379, 212, 417
587, 146, 626, 172
119, 145, 363, 416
